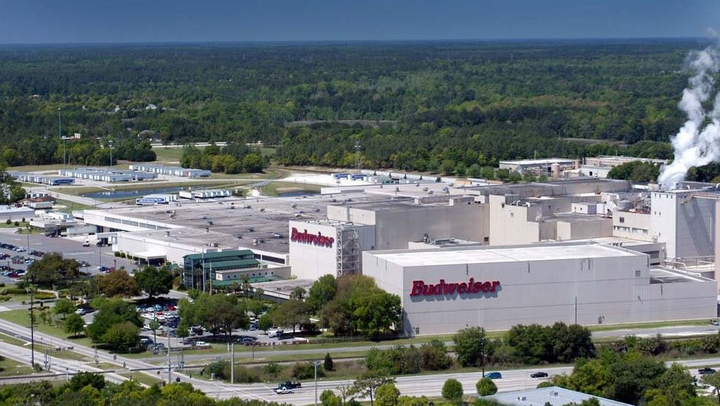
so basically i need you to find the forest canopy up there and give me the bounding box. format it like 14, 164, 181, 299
0, 40, 708, 169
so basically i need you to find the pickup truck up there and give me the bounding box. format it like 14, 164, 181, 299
277, 381, 301, 390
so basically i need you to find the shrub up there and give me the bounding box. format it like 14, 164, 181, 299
0, 296, 10, 302
13, 222, 19, 227
442, 379, 463, 403
5, 219, 10, 225
35, 293, 55, 300
263, 362, 282, 377
476, 378, 498, 396
324, 353, 334, 371
292, 362, 324, 380
232, 365, 260, 383
207, 360, 230, 380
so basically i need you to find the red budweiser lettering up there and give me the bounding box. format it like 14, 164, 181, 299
410, 279, 500, 297
290, 227, 335, 248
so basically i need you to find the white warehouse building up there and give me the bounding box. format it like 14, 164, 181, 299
363, 242, 716, 336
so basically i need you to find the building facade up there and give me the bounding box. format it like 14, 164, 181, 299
363, 243, 716, 336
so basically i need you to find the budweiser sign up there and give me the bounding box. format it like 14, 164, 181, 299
291, 227, 335, 248
410, 278, 500, 297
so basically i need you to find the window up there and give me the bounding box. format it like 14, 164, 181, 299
619, 217, 625, 223
635, 270, 641, 278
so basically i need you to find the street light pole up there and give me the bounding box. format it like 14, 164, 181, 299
231, 342, 235, 384
314, 360, 321, 406
29, 291, 35, 367
109, 140, 114, 168
167, 334, 172, 383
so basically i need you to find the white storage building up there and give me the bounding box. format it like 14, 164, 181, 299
363, 242, 716, 336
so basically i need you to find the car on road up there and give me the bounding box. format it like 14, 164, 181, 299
83, 240, 90, 247
530, 372, 549, 378
275, 387, 293, 395
194, 341, 211, 348
698, 368, 716, 375
712, 320, 719, 326
75, 308, 88, 315
277, 382, 301, 390
484, 372, 502, 379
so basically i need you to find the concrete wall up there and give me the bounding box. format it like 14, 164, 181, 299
372, 203, 488, 250
215, 265, 291, 281
613, 211, 652, 241
115, 233, 207, 264
489, 195, 541, 245
557, 219, 612, 241
651, 192, 716, 260
363, 248, 716, 336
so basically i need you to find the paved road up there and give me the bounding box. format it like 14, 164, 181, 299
3, 308, 720, 405
136, 323, 720, 365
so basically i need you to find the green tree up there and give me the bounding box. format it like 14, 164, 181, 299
191, 293, 249, 338
442, 378, 464, 404
480, 166, 496, 180
467, 164, 482, 178
324, 352, 334, 371
454, 326, 492, 369
376, 383, 401, 406
26, 253, 80, 285
66, 372, 106, 391
134, 266, 173, 299
102, 321, 141, 351
351, 371, 395, 406
258, 313, 273, 331
441, 160, 456, 175
271, 299, 311, 333
476, 377, 498, 396
149, 319, 161, 346
86, 298, 143, 343
53, 298, 76, 320
242, 153, 265, 173
701, 372, 720, 404
64, 313, 85, 337
290, 287, 306, 300
321, 390, 343, 406
94, 270, 140, 298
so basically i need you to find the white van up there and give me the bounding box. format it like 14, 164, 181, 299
268, 329, 283, 338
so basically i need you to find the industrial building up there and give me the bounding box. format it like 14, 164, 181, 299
483, 387, 631, 406
9, 172, 75, 186
578, 156, 668, 179
363, 242, 716, 336
59, 168, 158, 182
289, 196, 489, 280
128, 164, 211, 178
499, 158, 577, 176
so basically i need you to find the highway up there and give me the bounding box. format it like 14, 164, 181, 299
1, 316, 720, 404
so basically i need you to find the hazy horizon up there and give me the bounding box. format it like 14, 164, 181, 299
1, 0, 718, 45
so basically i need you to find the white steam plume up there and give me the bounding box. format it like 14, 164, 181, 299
658, 46, 720, 190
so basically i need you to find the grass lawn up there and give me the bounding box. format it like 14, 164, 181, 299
152, 147, 189, 162
260, 181, 322, 197
118, 371, 164, 387
0, 357, 35, 377
55, 199, 94, 213
0, 308, 95, 348
587, 319, 712, 332
0, 221, 29, 229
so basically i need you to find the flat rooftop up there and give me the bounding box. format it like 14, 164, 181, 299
500, 158, 575, 166
484, 387, 631, 406
87, 192, 392, 254
368, 242, 640, 267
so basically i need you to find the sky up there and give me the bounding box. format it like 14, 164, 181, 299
1, 0, 719, 44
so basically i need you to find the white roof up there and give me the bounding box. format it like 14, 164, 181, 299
369, 243, 638, 267
484, 387, 631, 406
500, 158, 575, 166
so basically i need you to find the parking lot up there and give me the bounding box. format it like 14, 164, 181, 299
0, 229, 137, 284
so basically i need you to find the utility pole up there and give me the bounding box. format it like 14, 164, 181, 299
201, 253, 206, 293
231, 342, 235, 384
29, 291, 35, 367
109, 139, 114, 168
167, 334, 171, 383
314, 360, 321, 406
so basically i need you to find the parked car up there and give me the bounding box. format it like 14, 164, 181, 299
194, 341, 211, 348
82, 240, 90, 247
711, 320, 719, 326
530, 372, 549, 378
484, 372, 502, 379
698, 368, 716, 375
75, 308, 88, 315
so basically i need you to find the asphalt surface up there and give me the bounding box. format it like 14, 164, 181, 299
0, 229, 136, 283
138, 323, 720, 365
2, 314, 720, 404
